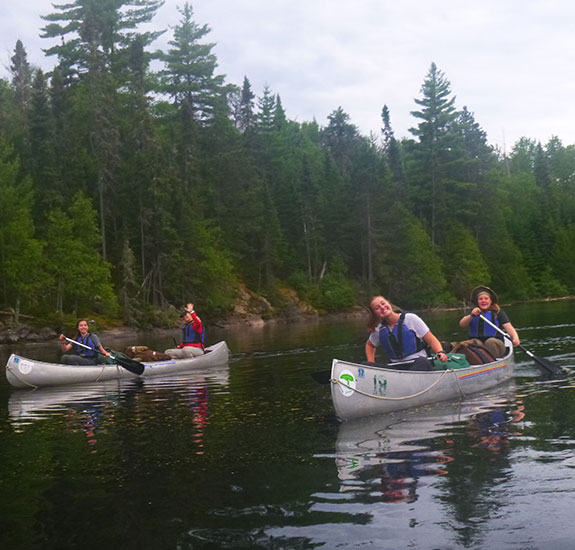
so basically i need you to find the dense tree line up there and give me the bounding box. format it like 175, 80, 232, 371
1, 0, 574, 325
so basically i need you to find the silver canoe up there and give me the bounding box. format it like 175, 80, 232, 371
5, 340, 230, 389
330, 347, 514, 421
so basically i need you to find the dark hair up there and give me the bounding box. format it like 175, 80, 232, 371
366, 295, 402, 332
74, 318, 91, 339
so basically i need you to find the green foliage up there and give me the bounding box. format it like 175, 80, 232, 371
383, 203, 453, 308
552, 226, 575, 292
0, 140, 48, 310
44, 194, 117, 315
441, 222, 491, 300
2, 6, 575, 325
319, 273, 356, 312
163, 218, 238, 315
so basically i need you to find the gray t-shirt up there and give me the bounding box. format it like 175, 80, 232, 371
369, 313, 430, 361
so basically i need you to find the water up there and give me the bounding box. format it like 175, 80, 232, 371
2, 301, 575, 549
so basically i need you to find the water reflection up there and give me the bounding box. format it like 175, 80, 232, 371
8, 364, 230, 439
334, 385, 521, 506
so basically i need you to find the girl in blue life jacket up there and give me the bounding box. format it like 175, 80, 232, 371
59, 319, 111, 365
459, 286, 520, 358
365, 295, 448, 371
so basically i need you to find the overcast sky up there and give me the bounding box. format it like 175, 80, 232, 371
2, 0, 575, 150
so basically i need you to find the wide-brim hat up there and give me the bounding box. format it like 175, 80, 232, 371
470, 286, 498, 305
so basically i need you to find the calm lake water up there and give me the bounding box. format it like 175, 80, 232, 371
2, 301, 575, 550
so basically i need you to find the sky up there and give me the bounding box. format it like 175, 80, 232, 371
2, 0, 575, 150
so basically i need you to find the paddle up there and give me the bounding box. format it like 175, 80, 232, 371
311, 357, 433, 385
64, 337, 145, 376
479, 314, 567, 378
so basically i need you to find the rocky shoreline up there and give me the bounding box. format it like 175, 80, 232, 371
5, 293, 570, 347
0, 309, 368, 347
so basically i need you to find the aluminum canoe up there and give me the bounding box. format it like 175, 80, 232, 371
5, 340, 230, 389
330, 347, 514, 421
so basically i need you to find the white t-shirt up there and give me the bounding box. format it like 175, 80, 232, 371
369, 313, 430, 361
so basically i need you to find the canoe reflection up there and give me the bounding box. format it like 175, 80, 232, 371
335, 386, 521, 504
8, 363, 230, 431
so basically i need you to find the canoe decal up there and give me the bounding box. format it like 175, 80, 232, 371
16, 357, 33, 375
338, 369, 356, 397
457, 362, 509, 381
373, 374, 387, 396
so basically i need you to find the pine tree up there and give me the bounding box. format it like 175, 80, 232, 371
9, 40, 33, 169
381, 104, 405, 197
29, 69, 60, 218
41, 0, 164, 259
10, 40, 32, 118
158, 2, 225, 191
0, 139, 47, 318
45, 194, 116, 314
158, 2, 225, 122
322, 107, 359, 176
236, 76, 256, 133
409, 62, 460, 244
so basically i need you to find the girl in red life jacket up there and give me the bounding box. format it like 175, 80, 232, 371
164, 303, 205, 359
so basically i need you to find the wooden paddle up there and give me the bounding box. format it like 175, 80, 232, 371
479, 314, 567, 378
64, 337, 145, 375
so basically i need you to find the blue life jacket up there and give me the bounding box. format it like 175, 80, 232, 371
74, 333, 97, 358
469, 310, 500, 339
378, 312, 426, 360
182, 322, 205, 346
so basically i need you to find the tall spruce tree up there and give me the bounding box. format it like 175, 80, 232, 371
409, 62, 459, 244
9, 40, 33, 168
28, 69, 60, 219
158, 2, 225, 190
236, 76, 256, 133
381, 104, 405, 196
41, 0, 164, 259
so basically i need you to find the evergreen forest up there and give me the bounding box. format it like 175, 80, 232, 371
1, 0, 574, 326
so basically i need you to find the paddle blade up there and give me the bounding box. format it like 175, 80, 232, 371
532, 355, 568, 379
311, 370, 332, 385
112, 353, 145, 375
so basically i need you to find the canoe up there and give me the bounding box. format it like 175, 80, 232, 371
5, 340, 230, 389
330, 347, 514, 421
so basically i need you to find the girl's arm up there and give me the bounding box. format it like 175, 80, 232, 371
365, 339, 376, 362
59, 334, 72, 352
423, 331, 448, 362
459, 307, 481, 328
502, 322, 520, 346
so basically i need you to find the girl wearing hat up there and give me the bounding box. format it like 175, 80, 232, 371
164, 303, 205, 359
459, 286, 520, 357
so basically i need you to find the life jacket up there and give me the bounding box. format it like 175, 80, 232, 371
182, 322, 205, 348
74, 333, 97, 358
378, 312, 426, 360
469, 310, 500, 339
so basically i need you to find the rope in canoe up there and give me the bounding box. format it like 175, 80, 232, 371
6, 364, 39, 389
331, 369, 455, 401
